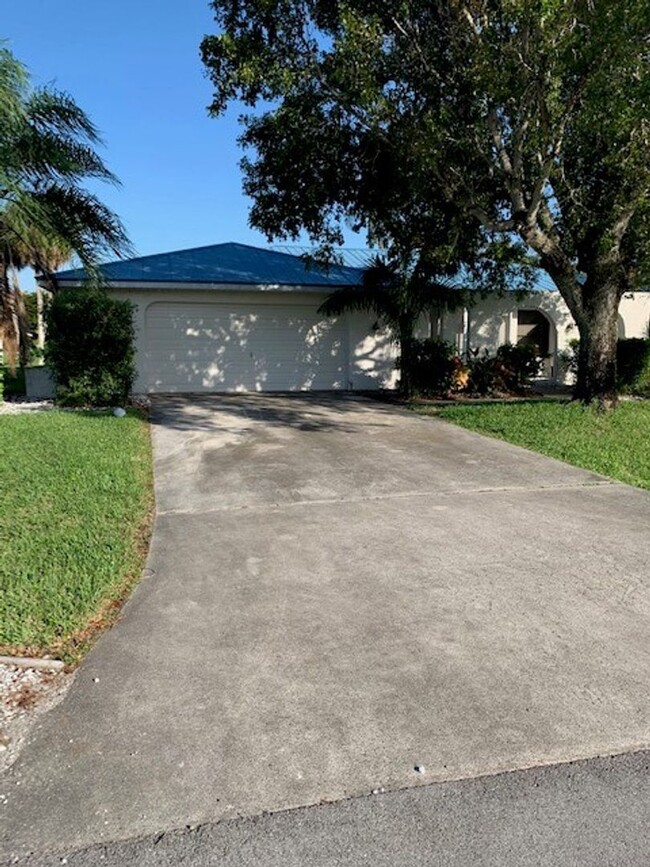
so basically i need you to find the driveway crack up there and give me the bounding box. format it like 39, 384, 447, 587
156, 479, 618, 517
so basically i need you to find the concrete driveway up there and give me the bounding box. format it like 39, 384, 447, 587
2, 394, 650, 860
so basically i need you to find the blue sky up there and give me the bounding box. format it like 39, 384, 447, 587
7, 1, 363, 288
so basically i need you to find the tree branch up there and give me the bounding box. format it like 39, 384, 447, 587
468, 206, 514, 233
488, 108, 526, 214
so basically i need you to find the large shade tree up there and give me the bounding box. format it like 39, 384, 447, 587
202, 0, 650, 405
0, 47, 131, 368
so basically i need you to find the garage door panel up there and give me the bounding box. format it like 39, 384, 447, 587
145, 302, 348, 392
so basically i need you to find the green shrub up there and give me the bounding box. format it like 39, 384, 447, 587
466, 349, 498, 395
407, 337, 457, 395
0, 364, 26, 398
495, 342, 544, 391
617, 338, 650, 394
45, 287, 135, 406
55, 371, 129, 407
466, 343, 543, 395
558, 338, 650, 394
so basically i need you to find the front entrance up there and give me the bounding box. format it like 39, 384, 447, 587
516, 309, 555, 379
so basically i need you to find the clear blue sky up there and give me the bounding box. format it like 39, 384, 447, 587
7, 1, 363, 288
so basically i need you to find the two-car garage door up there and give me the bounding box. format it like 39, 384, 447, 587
146, 301, 349, 392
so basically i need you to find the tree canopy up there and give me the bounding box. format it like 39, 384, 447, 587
202, 1, 650, 403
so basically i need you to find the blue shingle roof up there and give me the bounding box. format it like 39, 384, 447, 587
53, 242, 365, 288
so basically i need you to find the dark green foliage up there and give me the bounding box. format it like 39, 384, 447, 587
22, 292, 38, 341
202, 1, 650, 403
561, 338, 650, 394
467, 343, 543, 395
45, 288, 135, 406
466, 351, 499, 396
617, 338, 650, 394
400, 338, 543, 398
559, 338, 581, 379
55, 371, 131, 408
0, 365, 26, 398
320, 254, 465, 396
495, 343, 544, 392
407, 338, 457, 396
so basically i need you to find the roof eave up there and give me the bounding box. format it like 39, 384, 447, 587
43, 279, 355, 293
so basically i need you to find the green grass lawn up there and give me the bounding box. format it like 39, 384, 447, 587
414, 399, 650, 490
0, 410, 153, 663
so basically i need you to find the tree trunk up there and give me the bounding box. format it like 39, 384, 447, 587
397, 316, 416, 398
529, 241, 622, 409
573, 284, 620, 408
0, 258, 20, 374
36, 286, 46, 350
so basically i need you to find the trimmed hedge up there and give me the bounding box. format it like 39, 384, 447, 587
45, 287, 135, 406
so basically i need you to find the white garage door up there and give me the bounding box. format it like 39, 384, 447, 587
145, 301, 349, 393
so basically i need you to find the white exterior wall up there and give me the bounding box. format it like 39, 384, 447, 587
440, 292, 650, 383
108, 286, 398, 393
619, 293, 650, 339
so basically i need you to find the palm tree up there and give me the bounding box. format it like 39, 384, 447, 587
0, 47, 131, 370
4, 215, 72, 353
318, 254, 465, 395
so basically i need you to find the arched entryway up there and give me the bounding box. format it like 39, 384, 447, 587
516, 309, 557, 379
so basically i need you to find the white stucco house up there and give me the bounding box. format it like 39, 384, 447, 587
438, 279, 650, 384
43, 242, 650, 393
47, 243, 398, 394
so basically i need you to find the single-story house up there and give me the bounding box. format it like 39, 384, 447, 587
43, 242, 650, 393
47, 243, 398, 394
437, 281, 650, 383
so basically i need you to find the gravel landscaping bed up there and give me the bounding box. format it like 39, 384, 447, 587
0, 399, 55, 414
0, 663, 75, 774
0, 395, 150, 414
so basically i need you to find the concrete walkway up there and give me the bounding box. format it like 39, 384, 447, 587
2, 395, 650, 860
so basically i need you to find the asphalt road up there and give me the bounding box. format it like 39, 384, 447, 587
9, 750, 650, 867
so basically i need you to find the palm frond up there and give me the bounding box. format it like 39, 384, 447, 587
318, 282, 397, 320
1, 47, 132, 366
0, 47, 28, 134
16, 128, 118, 185
35, 184, 133, 270
407, 273, 467, 313
0, 203, 71, 272
0, 47, 130, 273
26, 88, 102, 144
319, 251, 467, 333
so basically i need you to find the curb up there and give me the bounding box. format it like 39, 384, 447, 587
0, 655, 65, 671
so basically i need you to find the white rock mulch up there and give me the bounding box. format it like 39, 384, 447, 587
0, 395, 151, 415
0, 663, 75, 773
0, 399, 55, 415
